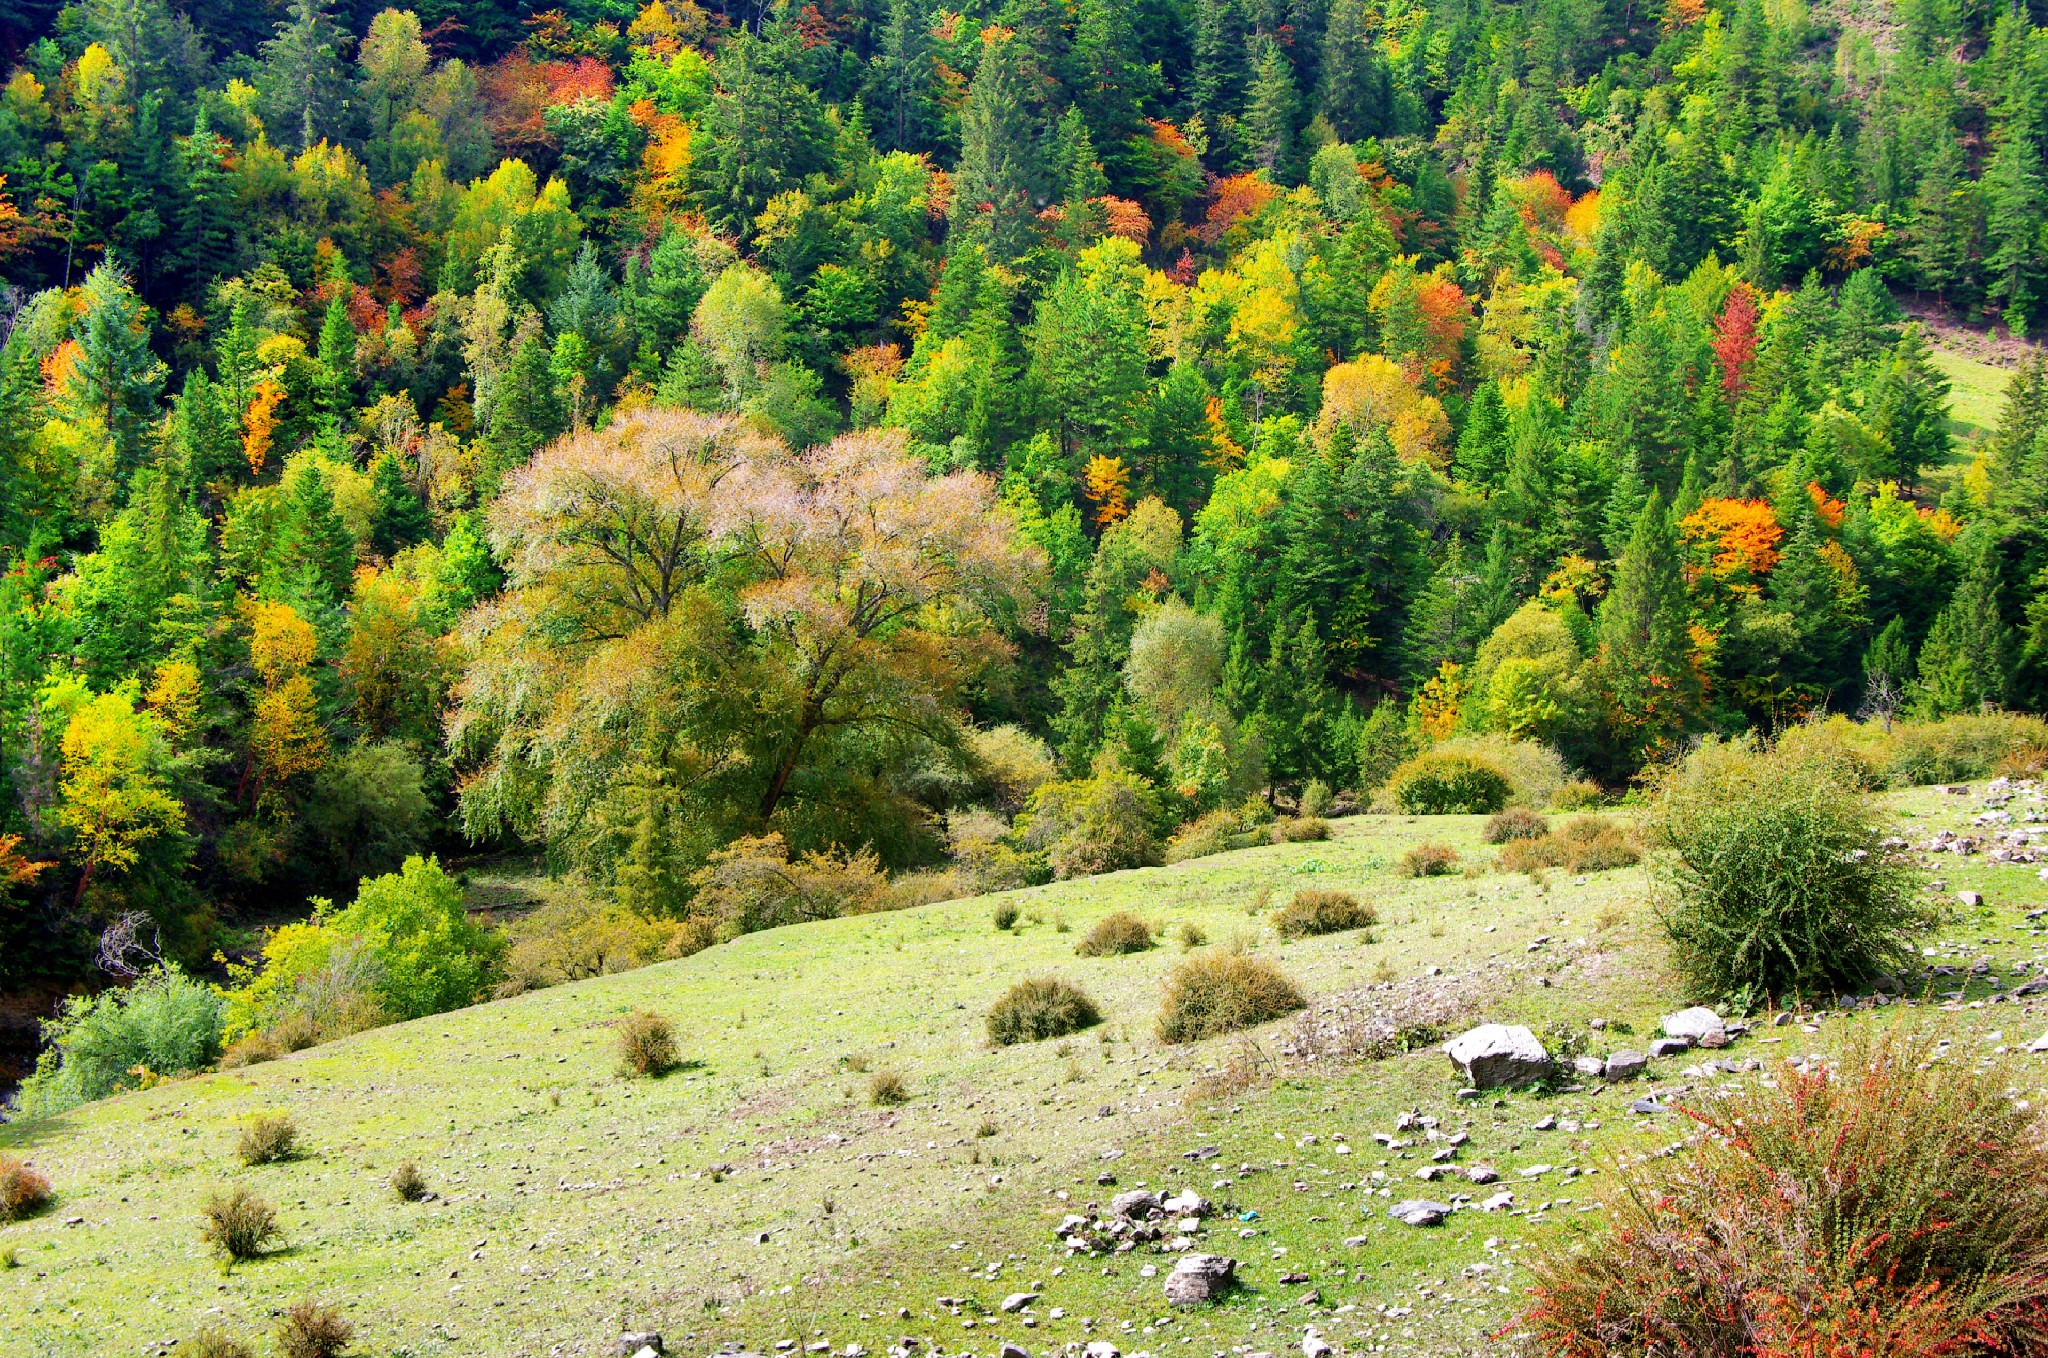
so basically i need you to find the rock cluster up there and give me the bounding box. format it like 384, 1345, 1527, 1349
1055, 1188, 1213, 1256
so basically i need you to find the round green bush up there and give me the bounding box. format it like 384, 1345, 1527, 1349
986, 978, 1102, 1045
1156, 952, 1307, 1043
1272, 889, 1376, 938
1388, 752, 1513, 815
1647, 736, 1924, 1006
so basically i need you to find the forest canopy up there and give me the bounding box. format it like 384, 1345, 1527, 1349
1, 0, 2045, 999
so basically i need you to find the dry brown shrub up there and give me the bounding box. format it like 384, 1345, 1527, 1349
1157, 951, 1306, 1043
868, 1069, 909, 1105
615, 1010, 680, 1076
0, 1155, 52, 1221
200, 1185, 281, 1261
1272, 888, 1377, 938
276, 1301, 353, 1358
235, 1113, 298, 1165
1398, 842, 1460, 877
1075, 910, 1154, 956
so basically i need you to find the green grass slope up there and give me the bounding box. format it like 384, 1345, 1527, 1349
5, 797, 2048, 1358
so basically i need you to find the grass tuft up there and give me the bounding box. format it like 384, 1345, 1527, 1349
868, 1069, 909, 1105
1272, 888, 1377, 938
182, 1330, 255, 1358
615, 1010, 680, 1077
1156, 950, 1306, 1043
1075, 910, 1154, 956
991, 902, 1020, 931
235, 1113, 298, 1166
276, 1300, 353, 1358
390, 1162, 429, 1202
200, 1185, 281, 1262
0, 1154, 52, 1221
986, 977, 1102, 1045
1398, 842, 1460, 877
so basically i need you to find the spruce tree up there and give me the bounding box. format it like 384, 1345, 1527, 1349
1244, 37, 1300, 182
481, 335, 566, 495
70, 262, 168, 480
950, 30, 1042, 261
370, 452, 431, 558
269, 464, 357, 608
1914, 533, 2016, 716
256, 0, 352, 153
1596, 492, 1699, 754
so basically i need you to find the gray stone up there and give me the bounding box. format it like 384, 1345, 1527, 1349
1630, 1098, 1665, 1114
1085, 1343, 1121, 1358
1387, 1199, 1452, 1227
1000, 1292, 1039, 1313
1662, 1007, 1725, 1041
1165, 1253, 1238, 1306
620, 1335, 665, 1357
1463, 1164, 1499, 1184
1603, 1049, 1648, 1081
1443, 1024, 1552, 1089
1648, 1037, 1692, 1059
1000, 1345, 1032, 1358
2029, 1031, 2048, 1055
1302, 1334, 1334, 1358
1958, 890, 1985, 908
1572, 1055, 1606, 1079
1111, 1189, 1161, 1220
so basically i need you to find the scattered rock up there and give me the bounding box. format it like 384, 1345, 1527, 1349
1084, 1343, 1121, 1358
1000, 1293, 1039, 1313
2029, 1031, 2048, 1055
1630, 1098, 1665, 1115
1111, 1190, 1162, 1220
1278, 1271, 1311, 1285
1603, 1050, 1647, 1081
1532, 1114, 1556, 1131
619, 1335, 664, 1357
1165, 1253, 1238, 1306
1302, 1334, 1334, 1358
1463, 1164, 1499, 1185
1648, 1037, 1692, 1059
1387, 1199, 1452, 1227
1572, 1055, 1605, 1079
1443, 1024, 1552, 1088
1662, 1007, 1725, 1041
1000, 1345, 1031, 1358
1958, 890, 1984, 908
1182, 1145, 1221, 1161
1478, 1190, 1514, 1212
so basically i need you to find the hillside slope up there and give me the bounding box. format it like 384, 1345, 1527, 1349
4, 798, 2046, 1358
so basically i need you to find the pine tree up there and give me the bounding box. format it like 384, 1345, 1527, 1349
481, 335, 566, 495
1244, 37, 1300, 183
863, 0, 939, 154
1068, 0, 1148, 180
1988, 350, 2048, 513
1315, 0, 1392, 142
692, 15, 835, 237
1191, 0, 1251, 144
314, 291, 355, 432
1914, 533, 2016, 716
950, 29, 1042, 261
1981, 130, 2045, 332
370, 452, 430, 558
70, 262, 168, 479
269, 464, 356, 608
256, 0, 352, 153
1596, 492, 1700, 755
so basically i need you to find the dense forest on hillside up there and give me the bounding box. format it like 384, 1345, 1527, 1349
1, 0, 2046, 1025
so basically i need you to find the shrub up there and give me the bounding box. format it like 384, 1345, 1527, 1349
1157, 951, 1307, 1043
1877, 712, 2048, 787
217, 1033, 280, 1068
1522, 1028, 2048, 1357
986, 978, 1102, 1045
276, 1301, 353, 1358
687, 833, 889, 939
16, 965, 224, 1116
868, 1069, 909, 1105
1431, 735, 1568, 808
1398, 842, 1460, 877
496, 894, 691, 997
1483, 808, 1548, 843
182, 1331, 255, 1358
1299, 778, 1333, 818
1549, 778, 1604, 810
1647, 735, 1924, 1006
1015, 771, 1165, 880
616, 1011, 679, 1077
1498, 816, 1641, 874
1275, 816, 1330, 842
1272, 889, 1377, 938
0, 1155, 52, 1221
1075, 911, 1154, 956
991, 902, 1020, 931
236, 1113, 299, 1166
390, 1162, 429, 1202
1385, 751, 1512, 815
325, 855, 504, 1020
1164, 807, 1264, 863
1178, 922, 1207, 949
200, 1185, 281, 1261
220, 931, 388, 1051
